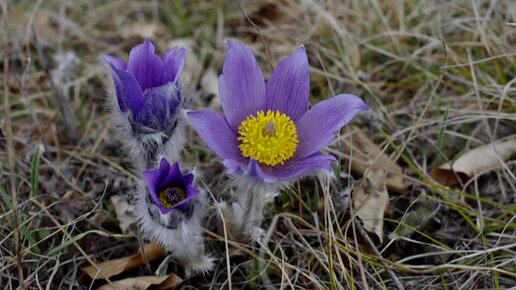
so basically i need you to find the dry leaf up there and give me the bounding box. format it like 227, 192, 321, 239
352, 169, 389, 244
82, 243, 165, 280
431, 136, 516, 186
343, 127, 409, 193
97, 273, 182, 290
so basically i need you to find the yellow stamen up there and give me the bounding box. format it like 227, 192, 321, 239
159, 187, 186, 208
238, 110, 298, 166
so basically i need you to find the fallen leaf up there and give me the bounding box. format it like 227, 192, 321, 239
352, 169, 389, 244
156, 273, 183, 290
82, 243, 165, 280
97, 273, 182, 290
431, 136, 516, 186
343, 127, 409, 193
110, 194, 137, 234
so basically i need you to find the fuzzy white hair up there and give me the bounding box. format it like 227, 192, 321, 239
225, 167, 335, 241
134, 183, 214, 276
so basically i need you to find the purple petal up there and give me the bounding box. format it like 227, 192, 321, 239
185, 184, 199, 198
142, 169, 162, 197
158, 157, 172, 172
127, 40, 164, 90
142, 158, 171, 206
266, 46, 310, 121
295, 94, 369, 158
247, 159, 278, 183
102, 54, 128, 112
155, 202, 171, 214
113, 69, 145, 114
173, 191, 196, 209
273, 153, 336, 181
187, 109, 242, 160
223, 158, 246, 175
170, 178, 199, 209
106, 66, 127, 112
184, 173, 194, 185
219, 41, 266, 130
223, 158, 278, 183
102, 54, 127, 71
161, 47, 186, 84
163, 161, 182, 187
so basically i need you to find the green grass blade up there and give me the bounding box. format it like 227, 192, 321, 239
31, 146, 42, 197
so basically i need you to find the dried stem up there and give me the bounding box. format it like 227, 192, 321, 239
235, 0, 274, 71
232, 181, 276, 240
353, 217, 405, 290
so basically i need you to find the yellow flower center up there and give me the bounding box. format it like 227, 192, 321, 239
159, 187, 186, 208
238, 110, 298, 166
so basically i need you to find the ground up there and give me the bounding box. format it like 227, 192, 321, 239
1, 0, 515, 289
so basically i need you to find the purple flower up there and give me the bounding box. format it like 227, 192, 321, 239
187, 41, 369, 183
142, 158, 199, 214
103, 40, 186, 132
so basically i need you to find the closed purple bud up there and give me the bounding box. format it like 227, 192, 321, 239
103, 40, 189, 170
103, 40, 186, 132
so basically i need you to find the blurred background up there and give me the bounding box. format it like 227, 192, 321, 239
1, 0, 515, 289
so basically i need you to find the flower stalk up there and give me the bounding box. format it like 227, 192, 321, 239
228, 179, 279, 240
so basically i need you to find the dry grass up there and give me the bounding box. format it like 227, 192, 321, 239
1, 0, 515, 289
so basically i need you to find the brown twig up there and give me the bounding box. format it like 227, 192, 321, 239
235, 0, 274, 71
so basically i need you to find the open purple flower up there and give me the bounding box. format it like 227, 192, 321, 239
103, 40, 186, 133
187, 41, 369, 183
142, 158, 199, 214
